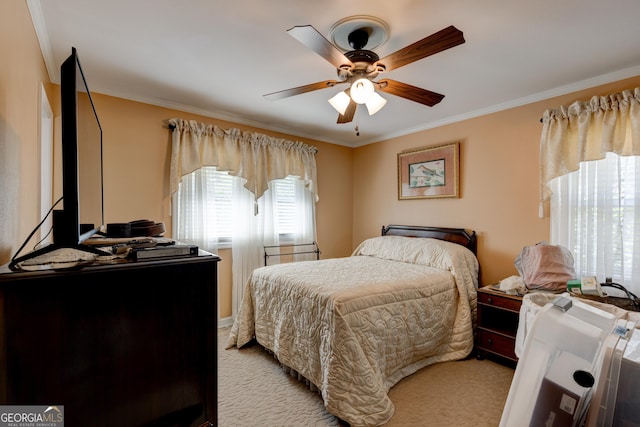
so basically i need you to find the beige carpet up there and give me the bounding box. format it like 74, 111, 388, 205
218, 326, 515, 426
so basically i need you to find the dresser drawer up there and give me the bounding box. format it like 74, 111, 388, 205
477, 328, 517, 361
478, 291, 522, 312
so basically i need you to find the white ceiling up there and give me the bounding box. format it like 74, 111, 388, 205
28, 0, 640, 147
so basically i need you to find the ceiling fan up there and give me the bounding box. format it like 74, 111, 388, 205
263, 17, 465, 124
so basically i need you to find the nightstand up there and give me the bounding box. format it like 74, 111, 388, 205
476, 285, 523, 364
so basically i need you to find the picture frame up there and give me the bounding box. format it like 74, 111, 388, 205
398, 142, 459, 200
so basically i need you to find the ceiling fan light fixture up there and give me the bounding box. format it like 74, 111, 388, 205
350, 78, 374, 104
328, 91, 351, 115
365, 91, 387, 115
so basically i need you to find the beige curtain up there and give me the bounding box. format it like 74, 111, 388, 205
539, 87, 640, 209
167, 118, 319, 203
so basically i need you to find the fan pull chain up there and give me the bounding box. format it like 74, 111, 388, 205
355, 116, 360, 136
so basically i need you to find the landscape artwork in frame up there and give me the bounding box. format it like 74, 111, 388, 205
398, 142, 459, 199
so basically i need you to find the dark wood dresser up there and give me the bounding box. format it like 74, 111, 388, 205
0, 252, 220, 427
476, 285, 523, 365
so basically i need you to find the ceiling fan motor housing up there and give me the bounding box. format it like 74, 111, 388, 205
342, 50, 384, 81
345, 49, 379, 64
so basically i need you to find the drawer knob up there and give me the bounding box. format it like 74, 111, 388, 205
487, 338, 493, 345
487, 297, 493, 304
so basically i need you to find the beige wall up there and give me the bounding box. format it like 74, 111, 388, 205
4, 1, 640, 320
0, 1, 52, 264
0, 2, 353, 320
67, 94, 354, 319
353, 75, 640, 286
95, 76, 640, 317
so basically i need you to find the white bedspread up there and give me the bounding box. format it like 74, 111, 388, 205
226, 236, 479, 426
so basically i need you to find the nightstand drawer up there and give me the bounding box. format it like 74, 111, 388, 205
476, 286, 523, 364
478, 291, 522, 312
477, 329, 517, 361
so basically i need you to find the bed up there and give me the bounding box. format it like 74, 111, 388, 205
226, 225, 479, 426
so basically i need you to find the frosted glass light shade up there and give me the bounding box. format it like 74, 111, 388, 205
365, 92, 387, 115
350, 78, 374, 104
328, 91, 351, 115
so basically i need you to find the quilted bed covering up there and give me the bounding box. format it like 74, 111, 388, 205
226, 236, 479, 426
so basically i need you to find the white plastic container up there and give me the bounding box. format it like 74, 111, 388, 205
612, 328, 640, 426
500, 295, 619, 427
584, 320, 634, 426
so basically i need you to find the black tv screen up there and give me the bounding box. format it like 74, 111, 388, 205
56, 47, 104, 245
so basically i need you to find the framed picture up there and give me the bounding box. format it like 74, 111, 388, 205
398, 142, 459, 199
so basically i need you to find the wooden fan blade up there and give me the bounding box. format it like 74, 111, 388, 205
377, 79, 445, 107
263, 80, 343, 101
337, 98, 357, 123
377, 26, 464, 72
288, 25, 353, 69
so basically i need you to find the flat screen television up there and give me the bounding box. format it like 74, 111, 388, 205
9, 47, 105, 269
55, 46, 105, 245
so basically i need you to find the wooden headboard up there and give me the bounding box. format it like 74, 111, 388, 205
381, 225, 477, 255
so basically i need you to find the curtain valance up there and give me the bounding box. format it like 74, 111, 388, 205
168, 118, 318, 202
539, 87, 640, 205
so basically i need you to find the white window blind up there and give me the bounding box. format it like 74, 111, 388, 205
173, 167, 309, 249
271, 178, 296, 238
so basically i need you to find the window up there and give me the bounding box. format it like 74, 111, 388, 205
270, 178, 297, 239
173, 166, 313, 250
550, 153, 640, 295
